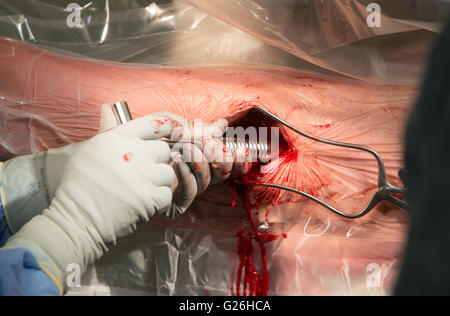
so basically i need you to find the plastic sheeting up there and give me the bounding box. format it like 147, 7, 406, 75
184, 0, 450, 84
0, 0, 327, 72
0, 0, 448, 83
0, 0, 434, 296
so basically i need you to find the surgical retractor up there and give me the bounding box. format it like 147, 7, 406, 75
242, 105, 409, 219
164, 105, 409, 219
163, 105, 409, 218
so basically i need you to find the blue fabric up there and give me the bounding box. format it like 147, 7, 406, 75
0, 182, 12, 247
0, 183, 59, 296
0, 248, 59, 296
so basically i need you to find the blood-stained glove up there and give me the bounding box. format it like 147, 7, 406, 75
101, 107, 232, 218
0, 105, 177, 233
3, 113, 177, 294
129, 111, 252, 218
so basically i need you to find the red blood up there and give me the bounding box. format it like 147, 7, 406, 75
165, 117, 182, 129
231, 100, 253, 112
231, 184, 237, 208
243, 147, 325, 207
154, 130, 160, 134
222, 169, 232, 176
232, 125, 296, 296
123, 152, 133, 162
194, 162, 199, 170
233, 192, 281, 296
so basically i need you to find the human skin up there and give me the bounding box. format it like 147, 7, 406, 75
0, 37, 416, 295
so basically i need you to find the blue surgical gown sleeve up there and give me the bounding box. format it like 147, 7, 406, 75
0, 182, 12, 247
0, 182, 60, 296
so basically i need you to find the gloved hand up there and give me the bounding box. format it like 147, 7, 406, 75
4, 113, 177, 294
101, 107, 237, 217
0, 105, 174, 233
162, 112, 255, 208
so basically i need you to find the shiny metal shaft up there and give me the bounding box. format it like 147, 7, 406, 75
112, 101, 133, 125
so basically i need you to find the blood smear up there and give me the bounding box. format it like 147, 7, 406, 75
123, 152, 133, 162
154, 119, 165, 125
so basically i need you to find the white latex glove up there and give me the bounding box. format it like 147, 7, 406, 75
4, 113, 176, 294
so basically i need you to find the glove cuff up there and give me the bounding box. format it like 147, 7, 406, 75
4, 202, 105, 295
0, 154, 50, 233
4, 214, 68, 295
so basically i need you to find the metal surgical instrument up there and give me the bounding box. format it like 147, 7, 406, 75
112, 101, 133, 125
243, 105, 409, 219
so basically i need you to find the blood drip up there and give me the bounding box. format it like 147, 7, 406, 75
231, 184, 237, 208
234, 194, 280, 296
227, 112, 297, 296
233, 146, 296, 297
